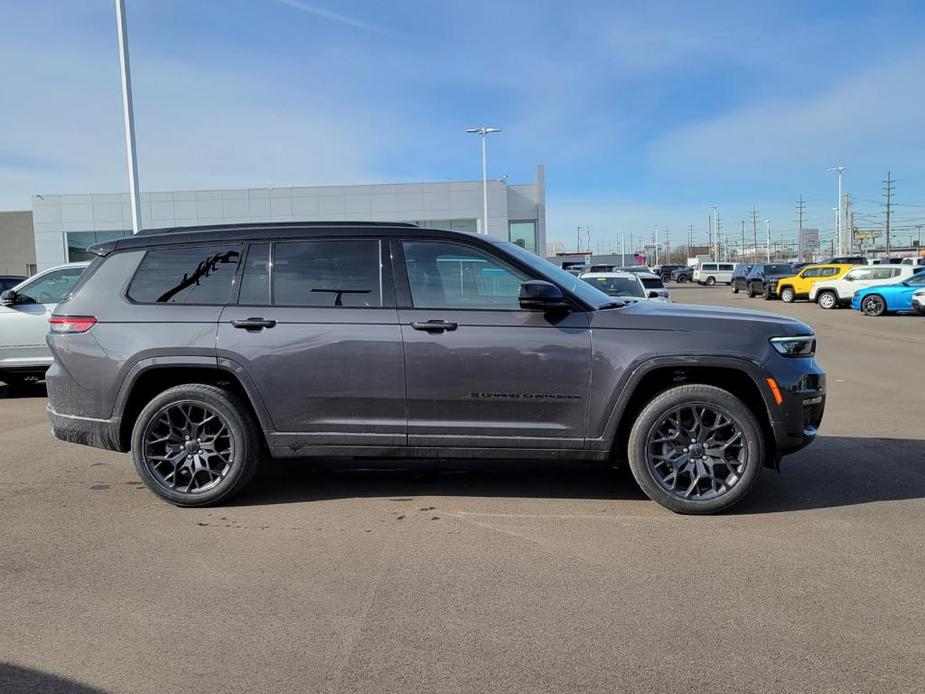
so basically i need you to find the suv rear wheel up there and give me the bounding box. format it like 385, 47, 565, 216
131, 384, 260, 507
627, 384, 764, 514
817, 290, 838, 310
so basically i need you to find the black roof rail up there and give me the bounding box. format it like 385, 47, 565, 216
136, 220, 420, 236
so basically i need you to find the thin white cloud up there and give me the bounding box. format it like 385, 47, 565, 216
271, 0, 398, 37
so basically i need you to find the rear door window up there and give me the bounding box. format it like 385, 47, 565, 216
128, 244, 241, 304
272, 239, 382, 307
702, 263, 717, 271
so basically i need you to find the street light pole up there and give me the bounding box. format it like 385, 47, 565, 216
115, 0, 142, 234
466, 127, 501, 235
711, 205, 719, 260
827, 166, 846, 255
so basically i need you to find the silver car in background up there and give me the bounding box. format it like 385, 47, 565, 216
579, 271, 671, 303
0, 262, 89, 386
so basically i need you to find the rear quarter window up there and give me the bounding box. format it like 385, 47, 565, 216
128, 244, 241, 304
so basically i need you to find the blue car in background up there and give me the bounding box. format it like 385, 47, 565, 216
853, 269, 925, 316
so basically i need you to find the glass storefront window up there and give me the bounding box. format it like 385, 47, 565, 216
509, 221, 537, 253
66, 230, 132, 262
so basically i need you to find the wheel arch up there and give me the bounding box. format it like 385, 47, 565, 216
600, 358, 777, 468
114, 360, 272, 452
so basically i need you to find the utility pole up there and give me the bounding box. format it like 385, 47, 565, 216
843, 194, 851, 254
750, 206, 759, 263
711, 205, 719, 260
827, 166, 846, 255
687, 221, 694, 261
795, 195, 805, 262
621, 233, 626, 264
883, 171, 894, 258
765, 220, 771, 262
115, 0, 142, 233
740, 220, 746, 261
576, 226, 581, 253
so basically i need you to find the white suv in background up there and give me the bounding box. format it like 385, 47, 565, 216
0, 262, 89, 386
808, 264, 917, 309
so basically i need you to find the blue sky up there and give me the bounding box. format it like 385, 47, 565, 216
2, 0, 925, 251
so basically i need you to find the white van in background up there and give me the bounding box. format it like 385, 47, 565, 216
693, 261, 735, 285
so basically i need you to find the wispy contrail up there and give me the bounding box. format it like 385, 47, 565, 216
271, 0, 397, 37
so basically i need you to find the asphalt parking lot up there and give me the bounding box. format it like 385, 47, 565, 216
1, 285, 923, 694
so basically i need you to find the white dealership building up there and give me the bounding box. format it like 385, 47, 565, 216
30, 166, 546, 271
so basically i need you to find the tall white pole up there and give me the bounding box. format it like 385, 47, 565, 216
115, 0, 142, 234
621, 233, 625, 264
711, 205, 719, 260
765, 220, 771, 262
480, 132, 488, 235
836, 170, 843, 255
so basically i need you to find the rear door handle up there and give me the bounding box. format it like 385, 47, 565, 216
410, 320, 458, 333
231, 317, 277, 331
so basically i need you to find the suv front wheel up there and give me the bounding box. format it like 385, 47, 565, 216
627, 384, 764, 514
131, 384, 260, 507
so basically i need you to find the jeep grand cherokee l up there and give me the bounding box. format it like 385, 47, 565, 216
45, 222, 825, 515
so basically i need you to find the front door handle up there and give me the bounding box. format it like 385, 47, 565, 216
410, 320, 458, 333
231, 317, 277, 331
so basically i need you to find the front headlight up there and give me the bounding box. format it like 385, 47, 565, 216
770, 335, 816, 357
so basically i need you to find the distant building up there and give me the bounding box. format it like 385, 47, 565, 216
0, 211, 36, 276
31, 166, 546, 271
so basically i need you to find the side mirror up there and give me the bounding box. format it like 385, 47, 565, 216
0, 290, 17, 307
519, 280, 570, 311
647, 290, 661, 299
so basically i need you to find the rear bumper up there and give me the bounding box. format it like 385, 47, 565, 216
47, 405, 124, 452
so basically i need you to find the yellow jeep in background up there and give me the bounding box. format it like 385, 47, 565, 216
776, 264, 854, 303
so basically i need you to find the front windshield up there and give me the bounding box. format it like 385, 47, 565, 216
581, 276, 644, 298
499, 242, 615, 308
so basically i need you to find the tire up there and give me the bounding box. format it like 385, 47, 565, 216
861, 294, 887, 317
817, 290, 838, 310
661, 274, 671, 283
627, 384, 764, 514
780, 286, 795, 303
131, 384, 261, 507
746, 285, 756, 298
732, 284, 739, 294
677, 275, 688, 284
705, 276, 716, 286
763, 286, 773, 300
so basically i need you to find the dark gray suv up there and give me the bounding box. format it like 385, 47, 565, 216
45, 222, 825, 514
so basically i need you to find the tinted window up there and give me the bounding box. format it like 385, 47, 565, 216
869, 267, 895, 280
581, 276, 643, 298
820, 267, 838, 277
16, 267, 85, 304
766, 264, 793, 275
641, 277, 664, 289
801, 268, 822, 278
128, 245, 240, 304
702, 264, 717, 271
719, 264, 734, 271
273, 240, 381, 307
403, 241, 527, 310
238, 243, 270, 305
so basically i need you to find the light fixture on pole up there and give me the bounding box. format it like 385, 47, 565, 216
466, 127, 501, 235
115, 0, 142, 234
827, 166, 846, 255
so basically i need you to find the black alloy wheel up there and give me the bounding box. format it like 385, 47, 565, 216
628, 384, 763, 514
861, 294, 887, 316
131, 384, 260, 506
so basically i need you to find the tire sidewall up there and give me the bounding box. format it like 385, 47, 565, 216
818, 291, 836, 309
627, 385, 764, 514
862, 295, 885, 316
131, 386, 257, 507
706, 276, 715, 286
781, 287, 794, 303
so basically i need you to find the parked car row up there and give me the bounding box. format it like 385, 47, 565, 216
727, 261, 925, 315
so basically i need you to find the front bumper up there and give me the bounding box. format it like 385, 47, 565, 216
764, 356, 826, 455
47, 405, 124, 452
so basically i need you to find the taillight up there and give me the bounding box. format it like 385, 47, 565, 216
49, 315, 97, 334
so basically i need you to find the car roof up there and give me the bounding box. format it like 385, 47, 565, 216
91, 221, 488, 255
580, 272, 639, 279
